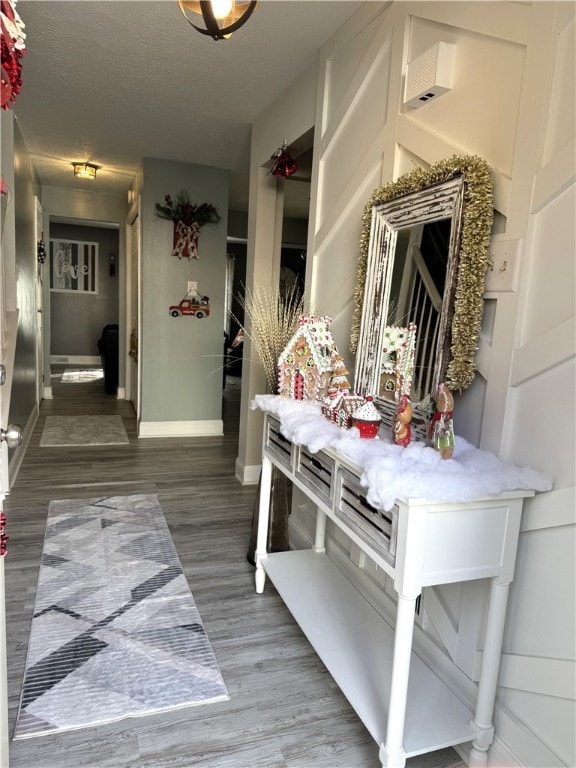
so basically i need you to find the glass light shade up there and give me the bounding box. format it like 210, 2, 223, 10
179, 0, 258, 40
73, 162, 98, 180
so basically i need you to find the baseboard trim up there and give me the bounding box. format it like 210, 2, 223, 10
117, 387, 126, 400
138, 420, 223, 438
50, 355, 101, 365
235, 457, 261, 485
9, 404, 38, 488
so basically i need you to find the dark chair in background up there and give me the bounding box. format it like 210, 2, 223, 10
97, 324, 119, 395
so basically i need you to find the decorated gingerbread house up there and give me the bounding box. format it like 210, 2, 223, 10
321, 389, 366, 428
379, 323, 417, 401
278, 316, 341, 400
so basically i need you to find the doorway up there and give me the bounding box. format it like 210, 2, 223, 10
48, 220, 120, 397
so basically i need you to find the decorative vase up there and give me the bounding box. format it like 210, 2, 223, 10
246, 465, 291, 566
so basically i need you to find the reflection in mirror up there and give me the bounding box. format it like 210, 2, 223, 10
351, 156, 494, 439
387, 218, 452, 402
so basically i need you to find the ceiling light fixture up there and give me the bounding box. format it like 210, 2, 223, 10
178, 0, 258, 41
73, 162, 98, 180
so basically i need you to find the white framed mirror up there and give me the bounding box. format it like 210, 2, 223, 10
351, 155, 494, 438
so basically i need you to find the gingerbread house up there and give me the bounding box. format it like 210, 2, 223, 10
321, 389, 366, 428
278, 316, 340, 400
379, 323, 417, 401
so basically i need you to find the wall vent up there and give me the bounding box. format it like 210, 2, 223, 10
404, 42, 454, 109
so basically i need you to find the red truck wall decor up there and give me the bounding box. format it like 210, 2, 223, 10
169, 288, 210, 319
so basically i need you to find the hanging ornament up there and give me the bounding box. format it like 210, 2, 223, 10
270, 142, 298, 178
1, 0, 26, 110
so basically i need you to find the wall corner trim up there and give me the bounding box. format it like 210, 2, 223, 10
235, 457, 261, 485
138, 420, 223, 438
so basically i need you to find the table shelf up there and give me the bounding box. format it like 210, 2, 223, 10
255, 413, 533, 767
263, 549, 476, 757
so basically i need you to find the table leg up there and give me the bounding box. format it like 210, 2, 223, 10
469, 577, 510, 766
313, 509, 327, 553
255, 456, 273, 594
379, 593, 418, 768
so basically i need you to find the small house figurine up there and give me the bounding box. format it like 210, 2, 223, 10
379, 324, 417, 402
278, 316, 340, 401
321, 388, 365, 428
394, 394, 413, 447
429, 383, 455, 459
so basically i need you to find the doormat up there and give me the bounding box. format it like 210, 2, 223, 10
40, 415, 129, 446
13, 494, 229, 739
61, 368, 103, 383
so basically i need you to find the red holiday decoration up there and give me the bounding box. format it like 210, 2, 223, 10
1, 0, 26, 110
0, 511, 8, 556
270, 143, 298, 178
155, 191, 220, 260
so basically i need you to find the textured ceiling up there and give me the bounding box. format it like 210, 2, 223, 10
13, 0, 364, 214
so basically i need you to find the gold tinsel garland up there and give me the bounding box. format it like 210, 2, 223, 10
350, 154, 494, 392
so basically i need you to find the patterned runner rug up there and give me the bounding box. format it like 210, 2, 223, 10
40, 415, 129, 446
13, 494, 229, 739
61, 368, 103, 383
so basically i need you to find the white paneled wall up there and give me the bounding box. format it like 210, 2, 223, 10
244, 1, 574, 764
289, 2, 575, 766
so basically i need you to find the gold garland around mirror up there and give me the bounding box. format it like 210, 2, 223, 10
350, 154, 494, 392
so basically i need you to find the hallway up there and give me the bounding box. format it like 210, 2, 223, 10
3, 371, 464, 768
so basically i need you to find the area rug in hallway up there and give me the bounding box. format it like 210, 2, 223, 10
61, 368, 104, 383
40, 415, 129, 446
13, 494, 229, 739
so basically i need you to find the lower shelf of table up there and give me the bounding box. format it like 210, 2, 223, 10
261, 549, 476, 758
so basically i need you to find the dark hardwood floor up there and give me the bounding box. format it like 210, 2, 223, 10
4, 369, 465, 768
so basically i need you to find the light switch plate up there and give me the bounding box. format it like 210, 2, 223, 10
485, 237, 522, 292
187, 280, 197, 294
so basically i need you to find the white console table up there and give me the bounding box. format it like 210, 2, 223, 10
255, 414, 534, 768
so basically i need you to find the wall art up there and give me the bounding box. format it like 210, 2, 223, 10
50, 239, 98, 294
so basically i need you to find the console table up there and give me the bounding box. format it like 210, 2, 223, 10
255, 414, 534, 768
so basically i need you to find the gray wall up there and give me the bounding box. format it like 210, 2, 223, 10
49, 223, 119, 356
140, 157, 229, 424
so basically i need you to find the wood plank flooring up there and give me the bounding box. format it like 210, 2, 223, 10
4, 370, 466, 768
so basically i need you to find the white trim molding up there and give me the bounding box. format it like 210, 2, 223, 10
50, 355, 101, 366
138, 420, 223, 438
8, 403, 38, 488
234, 457, 260, 485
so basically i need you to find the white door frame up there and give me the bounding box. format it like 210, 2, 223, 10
125, 200, 141, 422
34, 197, 44, 406
0, 159, 17, 768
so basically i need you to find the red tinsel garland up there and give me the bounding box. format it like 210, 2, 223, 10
1, 38, 23, 108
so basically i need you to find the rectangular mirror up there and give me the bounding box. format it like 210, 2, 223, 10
351, 156, 494, 439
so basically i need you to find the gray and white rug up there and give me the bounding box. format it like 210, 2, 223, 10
61, 368, 103, 383
13, 494, 229, 739
40, 415, 129, 446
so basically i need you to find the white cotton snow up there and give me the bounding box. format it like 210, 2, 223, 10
252, 395, 553, 511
